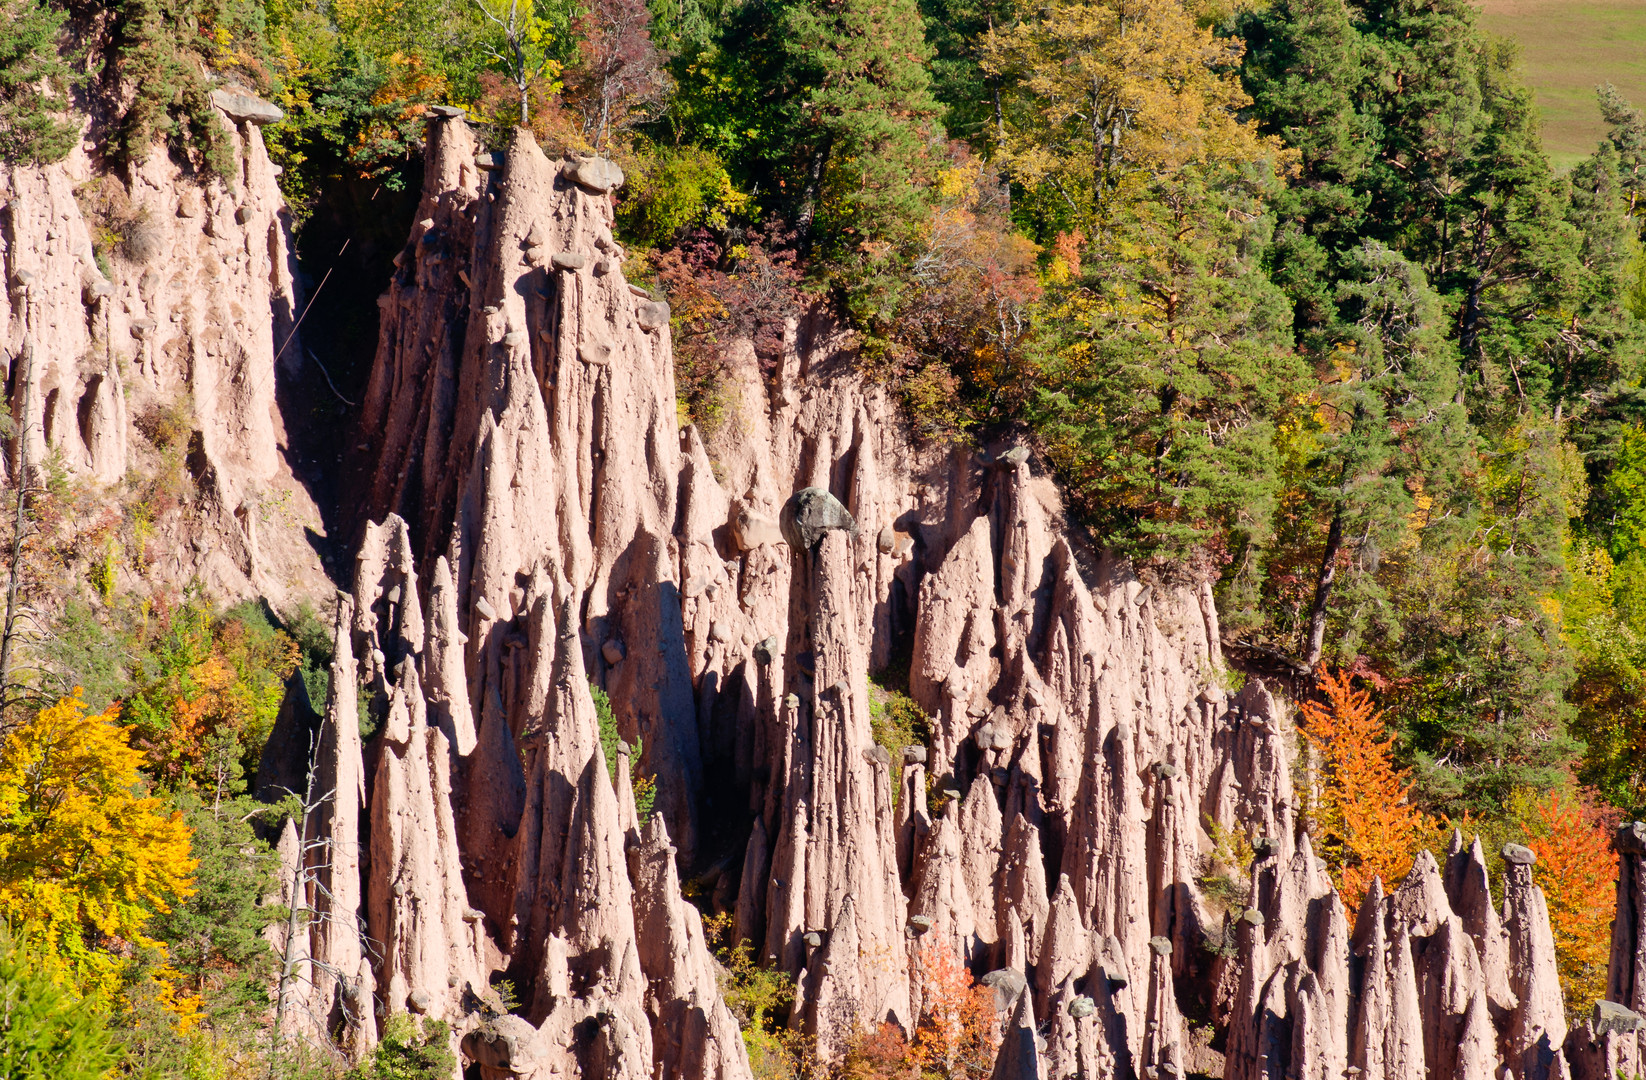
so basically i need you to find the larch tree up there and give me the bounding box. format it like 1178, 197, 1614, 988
1299, 669, 1434, 918
1510, 787, 1618, 1015
1000, 0, 1306, 556
980, 0, 1272, 227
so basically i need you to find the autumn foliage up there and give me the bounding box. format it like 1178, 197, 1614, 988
122, 599, 301, 787
838, 944, 999, 1079
840, 1022, 915, 1080
1510, 787, 1618, 1014
653, 225, 803, 429
907, 945, 997, 1079
1300, 669, 1434, 917
0, 693, 196, 992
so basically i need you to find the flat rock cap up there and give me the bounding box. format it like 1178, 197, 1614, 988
210, 88, 283, 125
1595, 1000, 1646, 1035
780, 486, 858, 551
566, 157, 625, 193
996, 446, 1030, 467
980, 968, 1027, 994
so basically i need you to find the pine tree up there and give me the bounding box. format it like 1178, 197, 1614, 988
1355, 0, 1487, 272
1033, 160, 1306, 556
779, 0, 944, 323
1558, 143, 1646, 418
1353, 5, 1579, 412
147, 735, 279, 1015
1386, 417, 1582, 814
1240, 0, 1376, 342
0, 0, 79, 165
1598, 84, 1646, 217
0, 929, 118, 1080
1286, 242, 1471, 667
917, 0, 1015, 145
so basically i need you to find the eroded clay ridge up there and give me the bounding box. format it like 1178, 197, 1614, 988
1, 93, 326, 605
275, 114, 1646, 1079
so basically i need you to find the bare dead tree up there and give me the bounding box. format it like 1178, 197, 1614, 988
469, 0, 550, 126
268, 597, 376, 1075
0, 336, 35, 703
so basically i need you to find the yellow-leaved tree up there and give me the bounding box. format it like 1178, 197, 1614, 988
981, 0, 1305, 555
0, 693, 196, 993
980, 0, 1282, 221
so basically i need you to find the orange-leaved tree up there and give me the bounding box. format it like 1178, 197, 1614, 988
1510, 787, 1617, 1014
0, 692, 196, 995
906, 945, 997, 1080
1300, 669, 1434, 919
123, 599, 300, 788
841, 1021, 914, 1079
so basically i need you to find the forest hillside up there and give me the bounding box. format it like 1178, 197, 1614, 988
2, 0, 1646, 1075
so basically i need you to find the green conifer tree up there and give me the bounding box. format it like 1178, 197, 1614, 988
1240, 0, 1376, 343
1290, 242, 1472, 666
147, 734, 279, 1016
0, 929, 119, 1079
779, 0, 944, 323
0, 0, 79, 165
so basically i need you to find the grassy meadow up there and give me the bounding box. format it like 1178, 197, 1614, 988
1478, 0, 1646, 169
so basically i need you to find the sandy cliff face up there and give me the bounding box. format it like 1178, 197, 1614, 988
279, 114, 1646, 1079
0, 94, 327, 606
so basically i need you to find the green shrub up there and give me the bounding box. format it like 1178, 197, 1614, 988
593, 683, 655, 822
0, 928, 120, 1080
41, 598, 130, 713
618, 145, 751, 250
1197, 818, 1255, 920
147, 735, 280, 1016
87, 542, 118, 602
347, 1014, 454, 1080
702, 914, 802, 1080
110, 0, 269, 176
284, 599, 334, 711
867, 677, 930, 808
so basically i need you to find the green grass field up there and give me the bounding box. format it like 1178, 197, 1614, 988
1478, 0, 1646, 170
